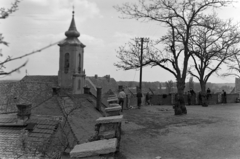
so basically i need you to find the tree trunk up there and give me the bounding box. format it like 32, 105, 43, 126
200, 81, 208, 107
174, 79, 187, 115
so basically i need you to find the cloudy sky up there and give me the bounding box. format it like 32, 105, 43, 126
1, 0, 240, 83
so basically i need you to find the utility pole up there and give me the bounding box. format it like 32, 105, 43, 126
135, 37, 149, 91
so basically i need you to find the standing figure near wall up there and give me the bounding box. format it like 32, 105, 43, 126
118, 89, 126, 112
145, 92, 151, 106
187, 91, 191, 105
207, 88, 211, 100
137, 89, 143, 109
190, 89, 196, 105
198, 92, 202, 105
222, 90, 227, 104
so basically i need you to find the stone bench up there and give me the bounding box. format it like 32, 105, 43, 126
105, 106, 122, 116
107, 98, 118, 104
70, 138, 117, 158
92, 115, 123, 152
108, 103, 120, 108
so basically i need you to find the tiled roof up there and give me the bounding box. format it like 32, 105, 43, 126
57, 94, 102, 144
0, 114, 59, 159
86, 76, 118, 97
0, 126, 25, 159
26, 118, 58, 143
21, 75, 58, 86
0, 75, 105, 157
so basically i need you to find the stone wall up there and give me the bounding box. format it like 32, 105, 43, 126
126, 93, 239, 106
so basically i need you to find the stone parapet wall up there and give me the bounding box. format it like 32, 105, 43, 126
126, 93, 239, 106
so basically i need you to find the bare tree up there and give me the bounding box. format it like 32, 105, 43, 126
188, 14, 240, 100
114, 0, 233, 115
222, 53, 240, 78
0, 0, 63, 76
114, 38, 149, 70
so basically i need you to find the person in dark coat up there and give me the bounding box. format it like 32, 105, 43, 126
222, 90, 227, 103
145, 92, 151, 105
190, 89, 196, 105
198, 92, 202, 105
137, 89, 143, 109
207, 88, 211, 100
187, 91, 191, 105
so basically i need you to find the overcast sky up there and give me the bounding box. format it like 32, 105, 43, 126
1, 0, 240, 83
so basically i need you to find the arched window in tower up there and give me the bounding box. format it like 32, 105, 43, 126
78, 54, 81, 73
78, 79, 81, 90
64, 53, 70, 73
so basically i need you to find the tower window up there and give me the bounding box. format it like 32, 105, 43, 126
65, 53, 70, 73
78, 79, 81, 90
78, 54, 81, 73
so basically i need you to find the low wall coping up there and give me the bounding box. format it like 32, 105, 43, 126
109, 104, 120, 107
105, 106, 122, 112
96, 115, 123, 124
107, 98, 118, 102
70, 138, 117, 158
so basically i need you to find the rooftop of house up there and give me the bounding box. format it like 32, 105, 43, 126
0, 75, 107, 158
0, 113, 59, 159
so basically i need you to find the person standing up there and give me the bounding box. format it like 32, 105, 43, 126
207, 88, 211, 100
118, 89, 126, 111
190, 89, 196, 105
137, 89, 143, 109
145, 91, 151, 106
222, 90, 227, 104
187, 91, 191, 105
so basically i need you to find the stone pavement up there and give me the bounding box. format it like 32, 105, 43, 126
119, 104, 240, 159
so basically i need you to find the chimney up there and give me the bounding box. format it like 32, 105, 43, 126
95, 74, 98, 79
96, 87, 102, 111
105, 75, 110, 82
52, 87, 61, 95
84, 86, 91, 94
16, 104, 31, 120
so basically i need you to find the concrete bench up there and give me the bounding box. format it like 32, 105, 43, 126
70, 138, 117, 158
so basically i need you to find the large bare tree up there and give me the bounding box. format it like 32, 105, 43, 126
188, 14, 240, 106
114, 0, 233, 115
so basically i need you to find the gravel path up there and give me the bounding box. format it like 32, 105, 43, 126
119, 104, 240, 159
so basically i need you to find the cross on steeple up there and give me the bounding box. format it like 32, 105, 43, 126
72, 5, 75, 16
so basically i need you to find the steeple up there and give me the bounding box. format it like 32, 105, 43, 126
65, 10, 80, 38
58, 10, 86, 94
59, 10, 85, 47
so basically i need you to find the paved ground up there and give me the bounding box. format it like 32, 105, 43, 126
119, 104, 240, 159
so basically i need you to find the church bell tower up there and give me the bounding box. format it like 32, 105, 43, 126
58, 11, 86, 94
